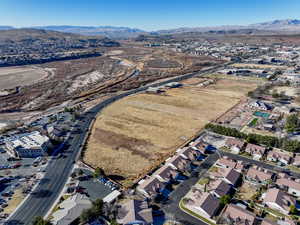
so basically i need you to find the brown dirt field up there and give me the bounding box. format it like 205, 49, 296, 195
3, 188, 25, 214
84, 78, 259, 187
236, 182, 257, 200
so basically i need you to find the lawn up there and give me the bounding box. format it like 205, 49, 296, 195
84, 78, 258, 187
248, 118, 258, 127
208, 166, 219, 173
198, 177, 210, 185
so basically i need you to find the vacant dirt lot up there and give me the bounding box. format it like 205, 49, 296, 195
84, 78, 258, 187
236, 182, 257, 200
271, 86, 299, 97
0, 66, 48, 90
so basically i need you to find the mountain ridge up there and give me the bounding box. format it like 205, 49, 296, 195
2, 19, 300, 38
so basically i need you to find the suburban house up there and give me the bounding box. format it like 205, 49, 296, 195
263, 188, 296, 215
249, 100, 272, 111
220, 168, 241, 187
215, 157, 246, 172
184, 190, 220, 221
5, 131, 50, 158
221, 204, 257, 225
51, 193, 92, 225
267, 150, 291, 165
292, 155, 300, 167
177, 147, 200, 161
246, 167, 274, 184
225, 138, 245, 154
208, 179, 232, 198
216, 157, 237, 169
153, 165, 178, 183
276, 177, 300, 197
245, 143, 266, 160
165, 154, 189, 172
137, 177, 165, 198
191, 141, 208, 154
234, 161, 247, 172
261, 219, 277, 225
117, 199, 153, 225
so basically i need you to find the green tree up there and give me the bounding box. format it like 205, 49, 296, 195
79, 199, 104, 223
32, 216, 52, 225
219, 195, 231, 206
78, 169, 84, 176
91, 199, 104, 215
290, 204, 298, 215
93, 167, 105, 178
285, 114, 300, 133
110, 220, 119, 225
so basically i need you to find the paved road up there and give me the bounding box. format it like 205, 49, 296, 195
6, 118, 91, 225
162, 153, 219, 225
6, 64, 227, 225
220, 151, 300, 178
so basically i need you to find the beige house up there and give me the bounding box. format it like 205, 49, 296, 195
221, 204, 256, 225
245, 143, 266, 160
117, 199, 153, 225
263, 188, 296, 215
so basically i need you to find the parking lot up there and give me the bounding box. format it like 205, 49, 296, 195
0, 148, 47, 177
0, 147, 49, 220
75, 169, 115, 201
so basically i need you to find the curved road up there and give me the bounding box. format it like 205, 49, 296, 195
6, 64, 227, 225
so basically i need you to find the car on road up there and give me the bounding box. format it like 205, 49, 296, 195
7, 157, 21, 161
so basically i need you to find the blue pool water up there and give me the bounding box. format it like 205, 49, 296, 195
253, 111, 270, 118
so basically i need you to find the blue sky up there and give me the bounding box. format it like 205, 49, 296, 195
0, 0, 300, 31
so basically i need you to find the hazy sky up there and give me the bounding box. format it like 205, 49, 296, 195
1, 0, 300, 31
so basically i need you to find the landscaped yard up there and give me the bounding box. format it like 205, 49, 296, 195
198, 177, 210, 185
208, 166, 219, 173
248, 118, 258, 127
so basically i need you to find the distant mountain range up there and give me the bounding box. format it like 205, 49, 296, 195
31, 25, 146, 39
0, 26, 14, 30
249, 19, 300, 31
2, 19, 300, 39
156, 19, 300, 35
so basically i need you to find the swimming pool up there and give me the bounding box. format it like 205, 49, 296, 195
253, 111, 270, 118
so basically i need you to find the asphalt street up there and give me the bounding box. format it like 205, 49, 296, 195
6, 64, 227, 225
162, 153, 219, 225
220, 150, 300, 178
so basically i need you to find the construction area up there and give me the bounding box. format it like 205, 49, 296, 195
84, 76, 259, 187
